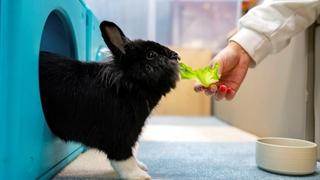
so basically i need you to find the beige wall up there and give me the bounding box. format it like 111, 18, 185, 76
213, 31, 313, 139
315, 22, 320, 159
153, 48, 212, 116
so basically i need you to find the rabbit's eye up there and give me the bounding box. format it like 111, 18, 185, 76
146, 51, 158, 60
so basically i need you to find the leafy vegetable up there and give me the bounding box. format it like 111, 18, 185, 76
179, 62, 221, 87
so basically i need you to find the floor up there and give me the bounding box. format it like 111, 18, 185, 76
54, 116, 320, 180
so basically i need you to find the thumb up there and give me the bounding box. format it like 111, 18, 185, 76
211, 56, 223, 76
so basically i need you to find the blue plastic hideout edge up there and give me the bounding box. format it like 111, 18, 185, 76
0, 0, 107, 179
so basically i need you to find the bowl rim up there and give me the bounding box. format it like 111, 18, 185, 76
257, 137, 317, 149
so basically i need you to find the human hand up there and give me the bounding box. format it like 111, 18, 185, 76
194, 42, 252, 100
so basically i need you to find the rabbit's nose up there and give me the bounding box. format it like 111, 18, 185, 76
171, 53, 181, 61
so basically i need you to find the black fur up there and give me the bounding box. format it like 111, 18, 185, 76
39, 21, 179, 160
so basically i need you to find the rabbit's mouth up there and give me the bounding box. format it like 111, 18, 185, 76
175, 55, 181, 61
169, 57, 180, 64
170, 52, 181, 62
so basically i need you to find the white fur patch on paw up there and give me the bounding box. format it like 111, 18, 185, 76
110, 156, 151, 179
137, 160, 148, 171
121, 166, 151, 180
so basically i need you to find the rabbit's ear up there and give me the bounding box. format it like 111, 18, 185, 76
100, 21, 130, 57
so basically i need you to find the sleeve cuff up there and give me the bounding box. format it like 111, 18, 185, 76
230, 28, 272, 66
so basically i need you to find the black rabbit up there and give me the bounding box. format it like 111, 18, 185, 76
39, 21, 180, 179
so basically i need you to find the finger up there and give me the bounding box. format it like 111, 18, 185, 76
203, 84, 218, 96
225, 88, 236, 100
215, 84, 227, 100
214, 92, 224, 101
204, 88, 216, 96
204, 89, 212, 96
209, 84, 217, 92
211, 52, 223, 63
211, 52, 225, 73
194, 84, 204, 92
211, 59, 223, 75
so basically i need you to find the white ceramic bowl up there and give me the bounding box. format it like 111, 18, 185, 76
256, 137, 317, 175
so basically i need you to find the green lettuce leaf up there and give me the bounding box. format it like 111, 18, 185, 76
179, 62, 221, 87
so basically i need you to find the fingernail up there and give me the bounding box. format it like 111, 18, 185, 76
226, 88, 233, 94
210, 89, 217, 94
194, 86, 203, 92
205, 90, 212, 96
219, 85, 227, 92
210, 84, 217, 92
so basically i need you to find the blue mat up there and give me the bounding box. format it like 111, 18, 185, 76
138, 141, 319, 180
55, 116, 320, 180
137, 116, 320, 180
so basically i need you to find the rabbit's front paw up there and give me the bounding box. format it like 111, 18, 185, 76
121, 167, 151, 180
137, 160, 148, 171
110, 156, 151, 180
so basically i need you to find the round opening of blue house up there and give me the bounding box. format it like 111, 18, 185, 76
40, 11, 76, 58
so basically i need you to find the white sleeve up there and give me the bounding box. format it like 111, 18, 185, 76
230, 0, 320, 65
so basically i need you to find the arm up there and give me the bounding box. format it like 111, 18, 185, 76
231, 0, 320, 65
197, 0, 320, 100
